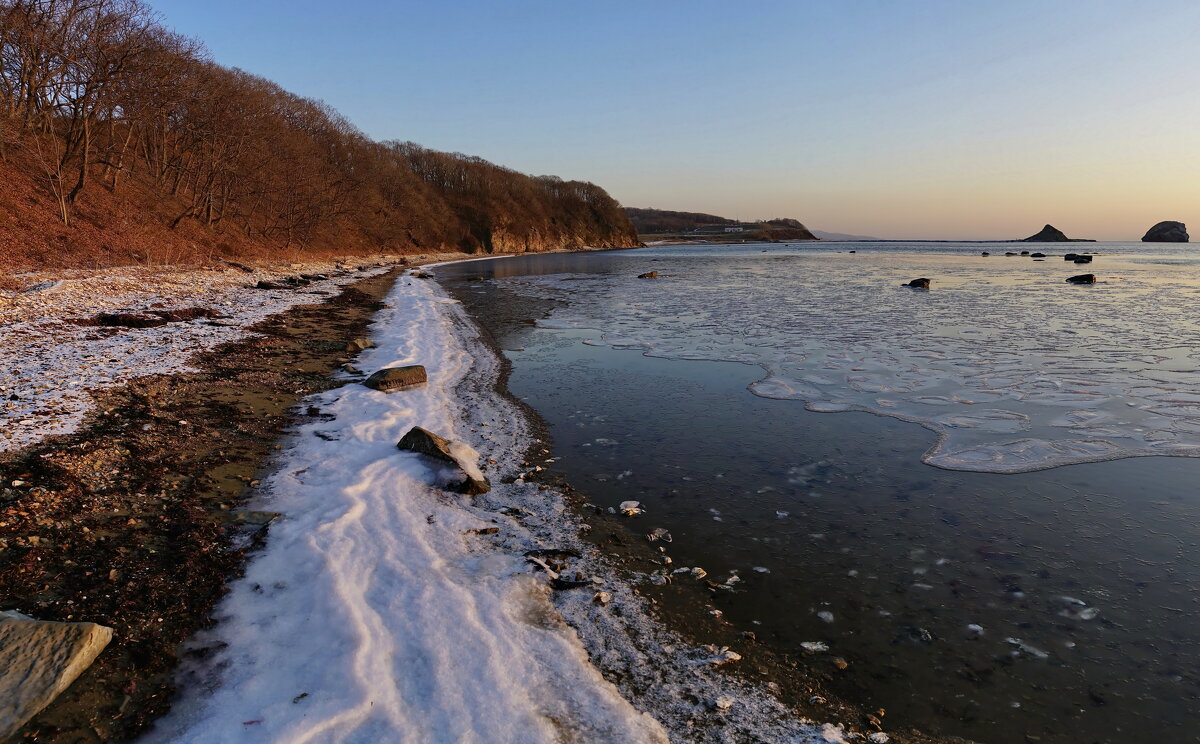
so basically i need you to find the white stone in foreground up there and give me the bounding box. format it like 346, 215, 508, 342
0, 613, 114, 738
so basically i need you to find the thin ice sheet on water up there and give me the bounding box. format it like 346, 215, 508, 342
515, 252, 1200, 473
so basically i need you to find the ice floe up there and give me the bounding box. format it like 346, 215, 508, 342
499, 252, 1200, 472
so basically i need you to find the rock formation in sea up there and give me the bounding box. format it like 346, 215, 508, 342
1022, 224, 1070, 241
1142, 221, 1189, 242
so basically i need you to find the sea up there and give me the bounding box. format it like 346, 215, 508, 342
436, 242, 1200, 744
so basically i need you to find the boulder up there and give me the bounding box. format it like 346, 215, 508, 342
0, 613, 114, 739
345, 338, 376, 353
1142, 221, 1188, 242
1020, 250, 1030, 256
1073, 255, 1093, 264
255, 280, 291, 290
397, 426, 490, 495
637, 271, 659, 279
363, 365, 427, 392
1030, 253, 1046, 258
905, 278, 931, 289
981, 251, 990, 256
1022, 224, 1070, 242
1066, 273, 1096, 284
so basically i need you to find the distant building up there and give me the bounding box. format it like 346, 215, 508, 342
691, 223, 753, 235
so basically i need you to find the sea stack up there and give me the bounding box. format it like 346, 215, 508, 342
1142, 221, 1189, 242
1023, 224, 1070, 242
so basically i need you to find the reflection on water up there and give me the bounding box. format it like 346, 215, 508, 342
437, 244, 1200, 744
462, 246, 1200, 473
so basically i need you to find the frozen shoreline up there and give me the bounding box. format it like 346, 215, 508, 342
0, 259, 395, 454
139, 269, 875, 743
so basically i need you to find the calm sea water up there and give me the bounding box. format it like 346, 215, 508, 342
438, 243, 1200, 744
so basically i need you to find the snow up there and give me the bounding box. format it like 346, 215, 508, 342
0, 262, 390, 454
140, 270, 865, 743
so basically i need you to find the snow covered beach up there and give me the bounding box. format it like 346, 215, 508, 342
135, 266, 879, 743
1, 255, 894, 741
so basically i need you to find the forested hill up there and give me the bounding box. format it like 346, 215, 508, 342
627, 208, 817, 241
0, 0, 638, 272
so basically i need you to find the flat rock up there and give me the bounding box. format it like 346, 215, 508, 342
0, 613, 114, 739
214, 510, 282, 526
1066, 273, 1096, 284
96, 312, 168, 328
345, 338, 376, 353
397, 426, 490, 495
364, 365, 427, 392
1142, 221, 1188, 242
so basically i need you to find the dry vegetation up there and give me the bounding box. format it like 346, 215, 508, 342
0, 0, 639, 273
626, 207, 817, 242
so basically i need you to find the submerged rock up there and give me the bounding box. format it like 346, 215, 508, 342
1142, 221, 1188, 242
396, 426, 489, 495
0, 613, 114, 739
904, 278, 931, 289
637, 271, 659, 279
364, 365, 427, 392
1066, 273, 1096, 284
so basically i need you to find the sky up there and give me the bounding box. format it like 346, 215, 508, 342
148, 0, 1200, 240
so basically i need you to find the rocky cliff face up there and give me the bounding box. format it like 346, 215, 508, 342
1022, 224, 1070, 241
1142, 221, 1189, 242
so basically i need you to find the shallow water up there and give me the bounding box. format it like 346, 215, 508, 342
438, 244, 1200, 744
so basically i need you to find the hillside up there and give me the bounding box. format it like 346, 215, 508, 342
627, 207, 817, 242
0, 1, 637, 273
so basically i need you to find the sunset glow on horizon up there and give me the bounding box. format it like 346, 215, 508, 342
150, 0, 1200, 240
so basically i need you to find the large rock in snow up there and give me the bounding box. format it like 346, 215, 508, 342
0, 612, 113, 738
397, 426, 490, 495
1142, 221, 1189, 242
364, 365, 427, 392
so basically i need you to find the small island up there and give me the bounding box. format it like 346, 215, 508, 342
1020, 224, 1095, 242
1142, 221, 1189, 242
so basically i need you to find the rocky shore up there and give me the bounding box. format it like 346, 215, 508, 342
2, 247, 972, 743
0, 263, 406, 740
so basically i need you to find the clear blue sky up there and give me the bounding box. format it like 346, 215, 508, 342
149, 0, 1200, 240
